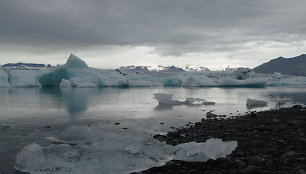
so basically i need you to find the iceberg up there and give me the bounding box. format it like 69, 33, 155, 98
15, 119, 237, 174
153, 93, 182, 105
1, 54, 306, 88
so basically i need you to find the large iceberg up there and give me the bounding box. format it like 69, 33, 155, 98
15, 119, 237, 174
1, 54, 306, 88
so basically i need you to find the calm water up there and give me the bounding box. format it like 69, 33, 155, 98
1, 86, 306, 173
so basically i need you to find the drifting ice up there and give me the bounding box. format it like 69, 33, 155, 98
1, 54, 306, 88
153, 93, 215, 106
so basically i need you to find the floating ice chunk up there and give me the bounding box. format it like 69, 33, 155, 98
153, 93, 216, 108
246, 98, 268, 109
184, 98, 215, 105
15, 143, 47, 172
59, 79, 71, 88
153, 93, 182, 105
175, 138, 237, 162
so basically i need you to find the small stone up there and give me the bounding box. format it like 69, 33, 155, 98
287, 119, 299, 126
248, 156, 263, 166
44, 125, 51, 128
272, 118, 279, 123
165, 160, 176, 167
296, 169, 306, 174
278, 171, 290, 174
215, 157, 231, 164
283, 151, 296, 157
235, 159, 247, 168
114, 122, 120, 125
242, 165, 261, 174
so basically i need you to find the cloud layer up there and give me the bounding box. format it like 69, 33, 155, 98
0, 0, 306, 68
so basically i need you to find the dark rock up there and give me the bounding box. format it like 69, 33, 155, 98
235, 159, 247, 168
242, 165, 261, 174
296, 169, 306, 174
248, 156, 263, 166
114, 122, 120, 125
292, 105, 303, 110
206, 112, 218, 118
215, 157, 231, 165
154, 134, 167, 142
283, 151, 296, 157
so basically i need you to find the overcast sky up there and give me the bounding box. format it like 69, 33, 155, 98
0, 0, 306, 69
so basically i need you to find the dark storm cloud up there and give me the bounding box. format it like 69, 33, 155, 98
1, 0, 306, 55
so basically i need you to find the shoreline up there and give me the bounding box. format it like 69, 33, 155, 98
138, 105, 306, 174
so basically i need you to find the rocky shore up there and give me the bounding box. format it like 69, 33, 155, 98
137, 105, 306, 174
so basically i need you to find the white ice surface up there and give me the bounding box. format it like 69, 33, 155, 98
153, 93, 215, 107
15, 118, 237, 174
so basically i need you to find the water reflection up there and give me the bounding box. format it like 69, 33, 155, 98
39, 88, 96, 121
154, 104, 174, 111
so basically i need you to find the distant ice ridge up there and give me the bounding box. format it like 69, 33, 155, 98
15, 119, 237, 174
2, 54, 306, 88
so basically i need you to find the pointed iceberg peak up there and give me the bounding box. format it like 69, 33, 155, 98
65, 54, 89, 69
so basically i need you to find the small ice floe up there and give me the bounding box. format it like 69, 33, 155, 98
184, 98, 215, 106
15, 119, 237, 174
153, 93, 182, 105
246, 98, 268, 109
153, 93, 215, 107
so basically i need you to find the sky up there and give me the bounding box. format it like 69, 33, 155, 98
0, 0, 306, 70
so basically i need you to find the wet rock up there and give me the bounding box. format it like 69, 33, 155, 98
283, 151, 296, 157
206, 112, 217, 118
242, 165, 261, 174
235, 159, 247, 168
292, 105, 303, 110
287, 119, 299, 126
248, 156, 263, 166
296, 169, 306, 174
153, 135, 167, 142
